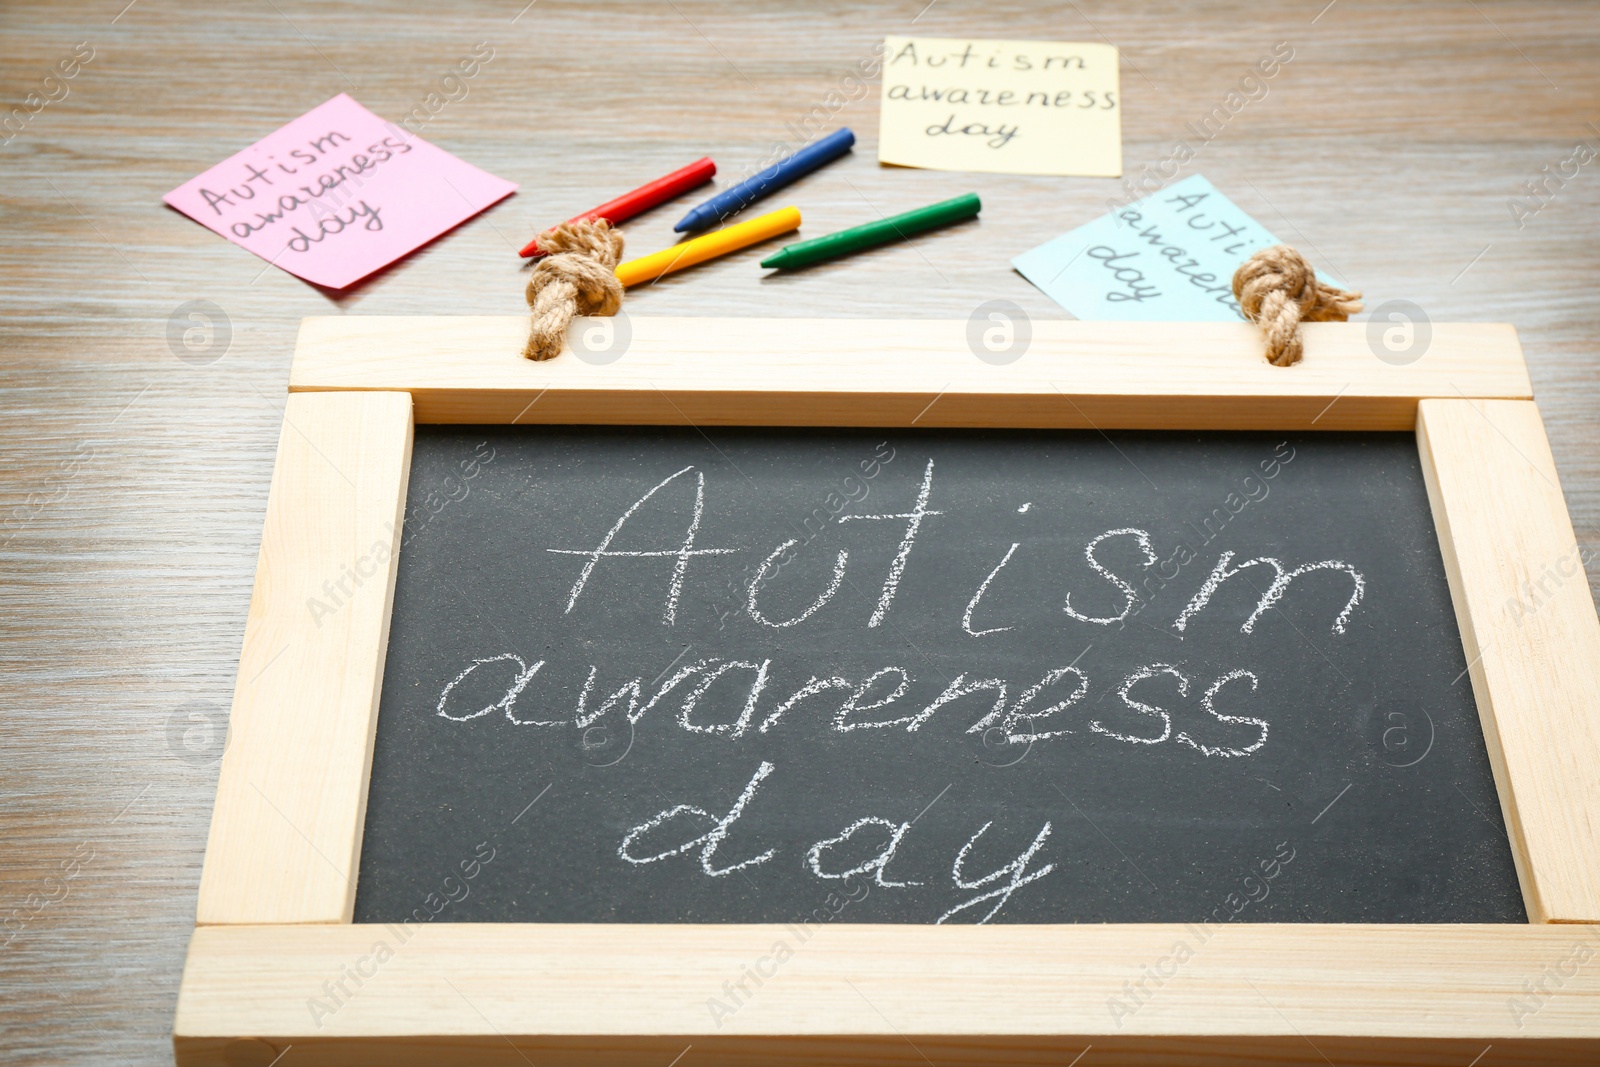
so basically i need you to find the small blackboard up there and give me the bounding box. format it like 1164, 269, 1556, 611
354, 426, 1523, 926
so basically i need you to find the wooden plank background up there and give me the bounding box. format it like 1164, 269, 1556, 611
1, 1, 1597, 1063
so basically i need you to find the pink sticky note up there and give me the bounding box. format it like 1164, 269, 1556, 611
164, 94, 516, 289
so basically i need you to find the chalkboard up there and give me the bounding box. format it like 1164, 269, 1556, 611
353, 426, 1524, 926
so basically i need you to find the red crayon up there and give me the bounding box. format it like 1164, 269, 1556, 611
519, 157, 717, 257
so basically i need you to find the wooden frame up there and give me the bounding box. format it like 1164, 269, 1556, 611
175, 318, 1600, 1065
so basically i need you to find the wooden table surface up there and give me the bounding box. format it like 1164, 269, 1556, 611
2, 0, 1597, 1063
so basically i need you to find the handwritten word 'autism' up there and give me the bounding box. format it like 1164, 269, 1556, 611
539, 459, 1364, 639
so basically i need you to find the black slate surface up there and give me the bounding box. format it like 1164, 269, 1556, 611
353, 426, 1525, 926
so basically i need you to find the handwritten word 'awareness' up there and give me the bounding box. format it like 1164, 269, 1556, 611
439, 653, 1272, 758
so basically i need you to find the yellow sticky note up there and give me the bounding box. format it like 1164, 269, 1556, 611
877, 36, 1122, 177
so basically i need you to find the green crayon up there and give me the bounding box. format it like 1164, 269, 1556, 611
760, 192, 980, 270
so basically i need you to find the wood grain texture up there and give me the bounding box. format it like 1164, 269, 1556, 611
3, 1, 1599, 1064
174, 1036, 1600, 1067
291, 316, 1530, 427
172, 923, 1600, 1065
196, 392, 411, 924
1416, 400, 1600, 924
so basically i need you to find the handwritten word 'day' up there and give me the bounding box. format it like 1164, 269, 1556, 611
617, 760, 1055, 924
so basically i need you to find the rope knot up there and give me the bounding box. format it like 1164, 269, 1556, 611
522, 219, 625, 361
1231, 244, 1363, 367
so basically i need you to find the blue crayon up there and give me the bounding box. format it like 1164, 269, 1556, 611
674, 127, 855, 234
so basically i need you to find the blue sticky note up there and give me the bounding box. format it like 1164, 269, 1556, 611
1013, 175, 1321, 322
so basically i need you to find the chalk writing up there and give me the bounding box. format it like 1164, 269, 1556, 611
748, 541, 848, 627
1097, 663, 1183, 745
938, 821, 1056, 924
419, 442, 1393, 925
618, 761, 777, 877
962, 541, 1020, 636
1177, 670, 1268, 757
704, 440, 894, 629
1063, 527, 1159, 625
913, 674, 1007, 734
438, 654, 1277, 759
1173, 552, 1365, 635
806, 817, 921, 887
547, 465, 740, 624
679, 659, 770, 737
999, 666, 1089, 743
837, 458, 942, 627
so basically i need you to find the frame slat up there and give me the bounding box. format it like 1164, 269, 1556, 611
173, 923, 1600, 1064
196, 392, 413, 924
288, 317, 1531, 429
1417, 399, 1600, 923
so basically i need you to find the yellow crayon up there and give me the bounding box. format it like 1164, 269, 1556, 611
615, 206, 801, 287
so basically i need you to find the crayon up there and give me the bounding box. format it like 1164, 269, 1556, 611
615, 206, 801, 287
519, 158, 716, 257
674, 128, 853, 233
760, 193, 981, 270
